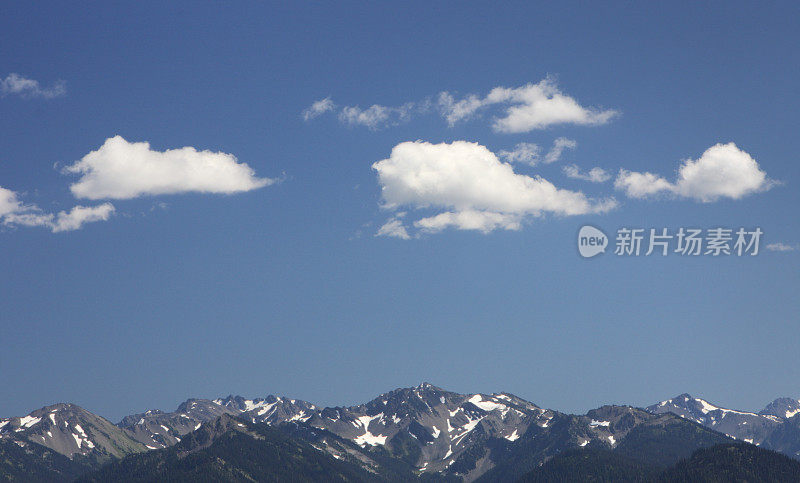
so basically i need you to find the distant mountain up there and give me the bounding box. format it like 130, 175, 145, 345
213, 394, 319, 424
478, 406, 733, 481
646, 393, 800, 458
760, 397, 800, 419
76, 409, 737, 483
77, 414, 379, 482
116, 399, 239, 449
116, 395, 319, 449
107, 382, 555, 479
646, 393, 782, 445
0, 403, 146, 463
298, 382, 546, 478
3, 385, 800, 481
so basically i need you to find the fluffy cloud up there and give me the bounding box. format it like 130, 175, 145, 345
372, 140, 616, 236
302, 97, 335, 121
766, 242, 798, 252
438, 78, 618, 132
615, 143, 773, 202
498, 137, 576, 166
3, 136, 273, 233
65, 136, 274, 199
0, 186, 114, 233
1, 73, 66, 99
563, 165, 611, 183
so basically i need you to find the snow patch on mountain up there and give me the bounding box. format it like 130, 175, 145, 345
468, 394, 505, 412
353, 414, 387, 446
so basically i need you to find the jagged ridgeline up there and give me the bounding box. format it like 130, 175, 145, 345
2, 384, 800, 481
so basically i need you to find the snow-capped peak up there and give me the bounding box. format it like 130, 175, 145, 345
759, 397, 800, 419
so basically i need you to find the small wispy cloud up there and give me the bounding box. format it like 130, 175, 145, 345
376, 214, 411, 240
438, 77, 618, 132
1, 73, 66, 99
302, 97, 335, 121
544, 137, 577, 163
499, 138, 576, 166
563, 164, 611, 183
303, 96, 422, 130
338, 103, 416, 130
0, 186, 114, 233
50, 204, 116, 232
498, 142, 541, 165
302, 77, 618, 133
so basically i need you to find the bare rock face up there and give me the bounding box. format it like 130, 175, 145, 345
0, 403, 146, 461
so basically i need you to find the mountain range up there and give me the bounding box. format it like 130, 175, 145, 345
2, 384, 800, 481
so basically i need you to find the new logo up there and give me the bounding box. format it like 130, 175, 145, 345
578, 225, 608, 258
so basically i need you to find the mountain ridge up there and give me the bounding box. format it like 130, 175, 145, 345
3, 385, 800, 481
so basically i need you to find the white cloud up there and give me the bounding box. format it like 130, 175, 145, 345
672, 143, 774, 201
437, 92, 484, 126
544, 137, 577, 163
0, 186, 25, 217
498, 137, 577, 167
415, 210, 522, 234
614, 170, 674, 198
303, 78, 616, 133
2, 211, 54, 229
0, 186, 114, 233
498, 143, 541, 165
0, 187, 53, 230
338, 103, 415, 129
438, 77, 618, 132
65, 136, 274, 200
615, 143, 774, 202
339, 105, 391, 129
302, 97, 419, 129
372, 140, 616, 236
376, 216, 411, 239
766, 242, 798, 252
563, 164, 611, 183
3, 135, 271, 233
1, 73, 66, 99
51, 204, 115, 232
302, 97, 335, 121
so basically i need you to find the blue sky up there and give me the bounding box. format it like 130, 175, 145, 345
1, 1, 798, 422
